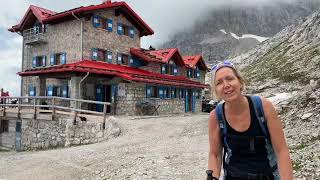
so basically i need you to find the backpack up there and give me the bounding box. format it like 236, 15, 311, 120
215, 95, 280, 179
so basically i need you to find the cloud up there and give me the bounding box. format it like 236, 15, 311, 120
0, 0, 299, 96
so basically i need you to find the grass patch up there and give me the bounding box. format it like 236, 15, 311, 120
293, 160, 302, 171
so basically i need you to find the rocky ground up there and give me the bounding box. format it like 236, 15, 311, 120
0, 114, 210, 180
0, 109, 319, 180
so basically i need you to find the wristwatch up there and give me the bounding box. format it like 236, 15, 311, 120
206, 170, 219, 180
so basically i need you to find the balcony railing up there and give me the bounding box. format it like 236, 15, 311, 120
23, 27, 47, 45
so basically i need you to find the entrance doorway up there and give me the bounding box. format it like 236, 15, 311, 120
95, 84, 111, 113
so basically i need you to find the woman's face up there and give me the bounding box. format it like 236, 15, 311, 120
214, 67, 243, 102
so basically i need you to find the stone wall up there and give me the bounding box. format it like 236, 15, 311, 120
83, 10, 141, 62
0, 118, 17, 149
21, 8, 142, 96
0, 116, 120, 151
115, 82, 202, 115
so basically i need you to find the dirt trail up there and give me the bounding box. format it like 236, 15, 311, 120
0, 114, 210, 180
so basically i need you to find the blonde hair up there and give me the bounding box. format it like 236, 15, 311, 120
211, 66, 246, 101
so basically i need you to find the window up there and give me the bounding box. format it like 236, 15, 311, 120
0, 120, 9, 133
92, 48, 112, 63
47, 85, 69, 97
93, 15, 113, 32
117, 23, 123, 35
28, 86, 36, 96
106, 51, 113, 63
117, 53, 129, 65
150, 86, 158, 98
116, 22, 135, 38
146, 85, 158, 98
33, 23, 46, 34
161, 61, 178, 75
50, 53, 66, 65
32, 55, 46, 68
171, 87, 177, 98
93, 15, 102, 28
106, 19, 113, 32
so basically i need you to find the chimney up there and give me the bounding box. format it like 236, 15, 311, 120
103, 0, 112, 4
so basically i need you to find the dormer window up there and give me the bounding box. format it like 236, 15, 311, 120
161, 60, 178, 75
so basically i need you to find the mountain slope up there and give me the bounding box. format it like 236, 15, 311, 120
232, 10, 320, 179
160, 0, 320, 64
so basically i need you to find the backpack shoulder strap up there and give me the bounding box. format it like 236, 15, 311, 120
215, 102, 225, 131
250, 95, 270, 140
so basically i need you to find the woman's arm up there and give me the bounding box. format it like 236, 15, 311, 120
262, 97, 293, 180
208, 110, 223, 178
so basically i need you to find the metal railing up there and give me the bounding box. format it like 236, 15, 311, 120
0, 96, 111, 125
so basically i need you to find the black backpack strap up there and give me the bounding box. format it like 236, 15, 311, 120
250, 95, 270, 140
215, 102, 232, 165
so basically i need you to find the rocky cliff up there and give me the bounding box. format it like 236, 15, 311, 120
161, 0, 320, 65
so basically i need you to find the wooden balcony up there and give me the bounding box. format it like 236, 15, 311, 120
23, 28, 47, 45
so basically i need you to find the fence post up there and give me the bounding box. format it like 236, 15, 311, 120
2, 98, 6, 117
52, 97, 56, 120
103, 104, 107, 129
17, 98, 21, 119
73, 100, 78, 125
33, 98, 37, 119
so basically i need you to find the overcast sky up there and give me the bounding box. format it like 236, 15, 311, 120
0, 0, 295, 96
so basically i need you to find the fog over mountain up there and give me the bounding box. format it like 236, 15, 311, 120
160, 0, 320, 65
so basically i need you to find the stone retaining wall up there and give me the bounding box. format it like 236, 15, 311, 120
0, 116, 120, 151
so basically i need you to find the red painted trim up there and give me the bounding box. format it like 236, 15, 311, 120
9, 2, 153, 36
18, 60, 209, 88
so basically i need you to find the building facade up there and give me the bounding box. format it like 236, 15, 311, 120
9, 1, 209, 115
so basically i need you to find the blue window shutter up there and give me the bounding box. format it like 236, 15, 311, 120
108, 51, 113, 63
161, 64, 166, 74
28, 86, 34, 96
33, 87, 37, 97
173, 65, 178, 76
62, 86, 68, 97
129, 26, 134, 38
171, 87, 175, 99
91, 48, 98, 61
32, 57, 37, 68
42, 56, 46, 67
47, 85, 53, 96
117, 23, 123, 35
146, 85, 151, 97
61, 53, 66, 64
93, 15, 101, 28
117, 53, 122, 64
111, 84, 117, 103
158, 86, 163, 99
196, 67, 200, 78
129, 56, 134, 66
167, 87, 171, 98
50, 54, 56, 65
107, 19, 113, 32
188, 69, 191, 78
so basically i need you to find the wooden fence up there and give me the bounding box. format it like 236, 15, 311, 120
0, 96, 111, 126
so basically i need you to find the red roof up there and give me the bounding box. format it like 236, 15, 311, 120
130, 48, 185, 66
9, 1, 154, 37
18, 60, 208, 88
183, 55, 209, 71
1, 91, 10, 97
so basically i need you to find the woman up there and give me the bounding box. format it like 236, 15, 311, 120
207, 61, 293, 180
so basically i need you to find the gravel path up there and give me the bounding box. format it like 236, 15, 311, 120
0, 114, 210, 180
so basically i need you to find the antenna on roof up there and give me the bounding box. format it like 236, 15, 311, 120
103, 0, 112, 4
149, 46, 156, 50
